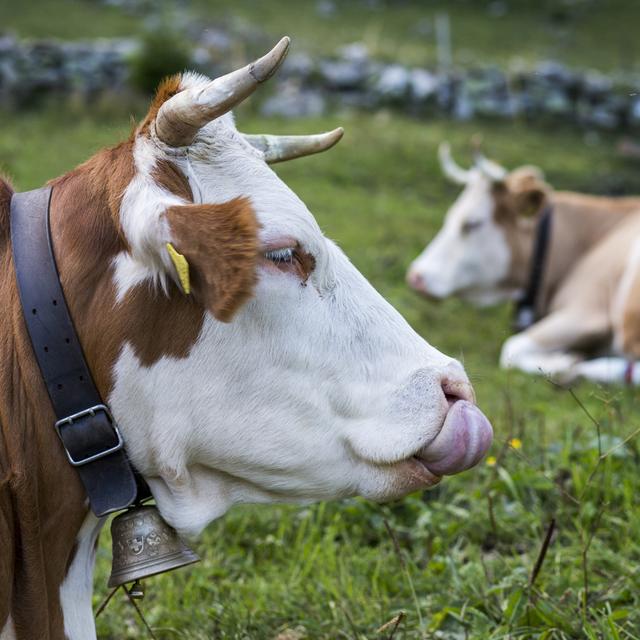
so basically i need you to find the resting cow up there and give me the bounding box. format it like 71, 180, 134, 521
0, 40, 492, 640
406, 142, 640, 384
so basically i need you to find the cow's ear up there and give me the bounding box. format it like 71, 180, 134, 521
508, 166, 550, 219
164, 198, 260, 322
515, 186, 546, 218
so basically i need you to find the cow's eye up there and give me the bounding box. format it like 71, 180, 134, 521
262, 245, 316, 283
461, 219, 483, 234
264, 247, 295, 264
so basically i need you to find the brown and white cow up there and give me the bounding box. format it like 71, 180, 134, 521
406, 142, 640, 384
0, 41, 492, 639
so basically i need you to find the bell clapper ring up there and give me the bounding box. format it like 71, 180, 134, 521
128, 580, 145, 600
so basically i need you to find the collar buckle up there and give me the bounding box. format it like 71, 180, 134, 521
55, 404, 124, 467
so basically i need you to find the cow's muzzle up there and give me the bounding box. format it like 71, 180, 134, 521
414, 400, 493, 475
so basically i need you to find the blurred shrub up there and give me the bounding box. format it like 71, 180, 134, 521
128, 27, 191, 95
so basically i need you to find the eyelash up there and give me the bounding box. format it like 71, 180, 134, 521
264, 247, 295, 264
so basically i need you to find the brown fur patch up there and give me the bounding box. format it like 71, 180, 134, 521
166, 198, 260, 322
0, 138, 141, 638
0, 175, 14, 242
487, 167, 640, 318
138, 74, 183, 138
50, 139, 135, 244
1, 139, 139, 639
152, 159, 193, 202
116, 284, 205, 367
48, 140, 198, 382
0, 175, 14, 636
492, 167, 550, 224
488, 168, 551, 298
0, 198, 88, 639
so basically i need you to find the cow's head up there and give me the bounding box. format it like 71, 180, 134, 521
406, 142, 550, 306
79, 41, 492, 536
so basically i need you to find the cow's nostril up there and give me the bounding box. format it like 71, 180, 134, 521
441, 376, 476, 405
406, 270, 424, 291
443, 392, 459, 407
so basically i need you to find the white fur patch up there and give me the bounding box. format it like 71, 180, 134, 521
407, 171, 512, 301
500, 333, 578, 377
500, 333, 537, 369
109, 258, 462, 536
0, 616, 16, 640
59, 513, 104, 640
117, 136, 190, 299
112, 252, 158, 302
572, 358, 624, 384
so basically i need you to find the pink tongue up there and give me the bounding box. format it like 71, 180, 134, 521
418, 400, 493, 476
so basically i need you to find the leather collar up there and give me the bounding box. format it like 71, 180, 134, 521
513, 204, 553, 332
10, 186, 149, 516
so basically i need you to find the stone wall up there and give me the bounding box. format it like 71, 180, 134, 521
2, 31, 640, 131
268, 43, 640, 130
0, 35, 135, 105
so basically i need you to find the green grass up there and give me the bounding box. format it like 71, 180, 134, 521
3, 104, 640, 638
0, 0, 140, 40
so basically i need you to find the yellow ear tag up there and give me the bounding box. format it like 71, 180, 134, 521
166, 243, 191, 295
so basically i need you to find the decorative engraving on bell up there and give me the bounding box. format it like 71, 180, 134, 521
108, 505, 200, 588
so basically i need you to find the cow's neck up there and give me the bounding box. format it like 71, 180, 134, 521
0, 140, 136, 640
511, 191, 640, 314
1, 133, 206, 639
0, 205, 91, 639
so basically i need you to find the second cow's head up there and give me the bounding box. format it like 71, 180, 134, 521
407, 142, 551, 306
53, 39, 492, 536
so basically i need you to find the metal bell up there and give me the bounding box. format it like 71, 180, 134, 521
108, 505, 200, 588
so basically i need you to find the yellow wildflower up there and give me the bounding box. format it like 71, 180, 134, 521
509, 438, 523, 450
486, 456, 497, 467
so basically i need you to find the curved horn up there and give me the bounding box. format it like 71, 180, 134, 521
155, 37, 290, 147
243, 127, 344, 164
474, 151, 508, 182
438, 142, 471, 185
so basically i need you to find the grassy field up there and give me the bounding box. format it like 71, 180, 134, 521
2, 0, 640, 638
2, 105, 640, 639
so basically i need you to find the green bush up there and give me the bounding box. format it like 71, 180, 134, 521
128, 27, 192, 95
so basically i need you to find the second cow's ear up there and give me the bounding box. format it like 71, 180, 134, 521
164, 198, 260, 322
508, 167, 550, 219
515, 186, 547, 218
